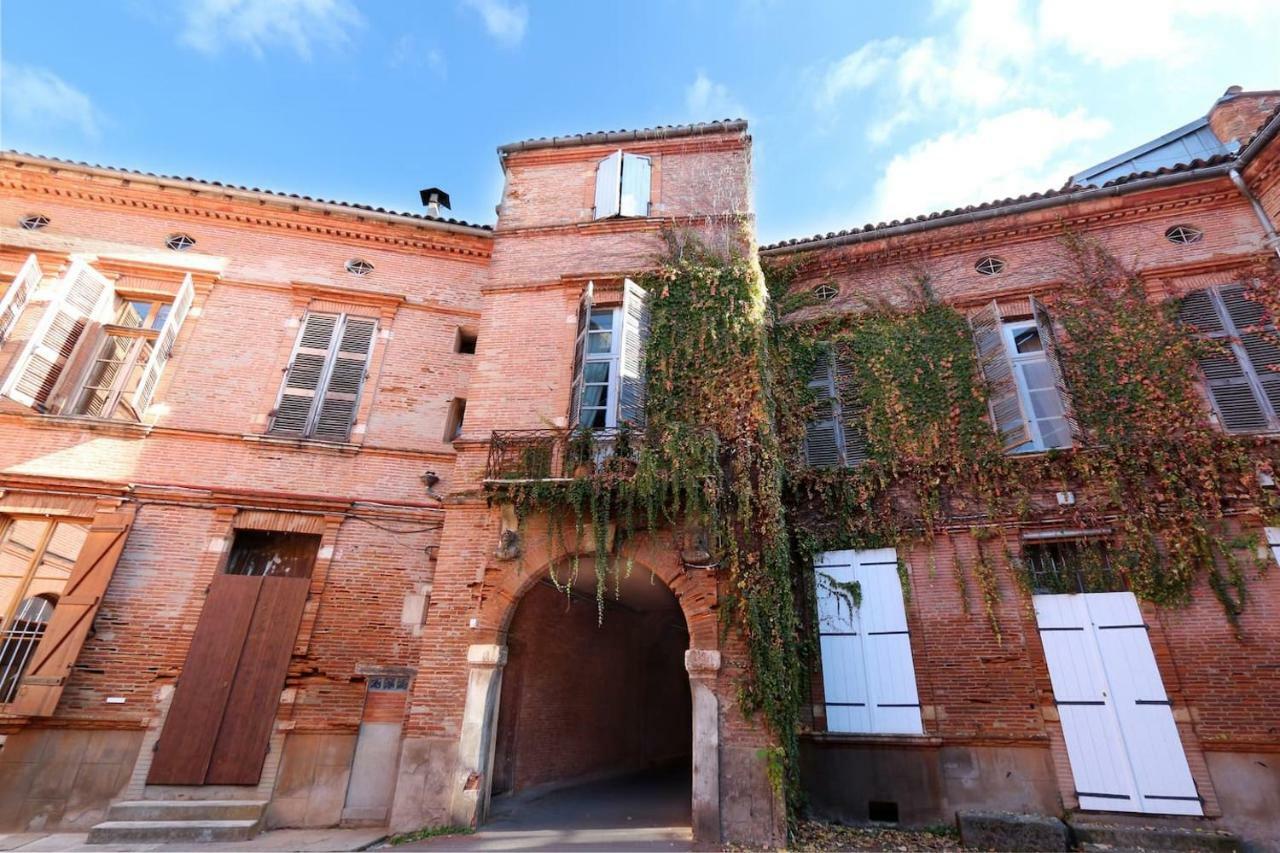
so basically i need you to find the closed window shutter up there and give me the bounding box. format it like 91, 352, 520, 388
618, 279, 650, 429
804, 346, 842, 467
569, 282, 593, 426
814, 553, 870, 734
312, 315, 377, 442
1268, 527, 1280, 569
1179, 287, 1275, 433
619, 154, 652, 217
970, 300, 1031, 449
271, 313, 339, 437
1222, 285, 1280, 428
0, 254, 42, 344
1030, 296, 1081, 444
832, 344, 869, 466
3, 260, 112, 410
130, 273, 195, 418
9, 506, 136, 717
594, 151, 622, 219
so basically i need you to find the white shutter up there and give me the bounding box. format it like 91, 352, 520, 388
131, 273, 194, 418
815, 548, 921, 735
593, 151, 622, 219
2, 260, 112, 410
619, 154, 652, 217
1268, 527, 1280, 568
618, 279, 649, 429
270, 313, 339, 437
0, 254, 42, 344
311, 315, 377, 442
1030, 296, 1081, 444
970, 301, 1031, 450
569, 282, 593, 426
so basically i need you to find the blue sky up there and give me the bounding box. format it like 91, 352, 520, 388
2, 0, 1278, 244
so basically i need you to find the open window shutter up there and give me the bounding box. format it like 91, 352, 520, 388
270, 312, 339, 436
0, 254, 42, 344
568, 282, 593, 426
594, 151, 622, 219
619, 154, 652, 217
1221, 285, 1280, 429
854, 549, 922, 734
970, 300, 1031, 449
3, 260, 112, 410
832, 344, 869, 466
10, 506, 136, 717
1031, 296, 1082, 444
618, 279, 650, 430
1179, 289, 1269, 433
130, 273, 195, 418
813, 552, 871, 734
804, 346, 842, 467
312, 315, 377, 442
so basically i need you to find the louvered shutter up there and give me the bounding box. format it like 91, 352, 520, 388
568, 283, 593, 426
10, 506, 136, 717
594, 151, 622, 219
312, 315, 377, 442
832, 344, 869, 466
804, 346, 841, 467
970, 300, 1031, 449
3, 260, 112, 410
619, 154, 652, 218
1030, 296, 1081, 444
1178, 288, 1272, 433
618, 279, 650, 429
270, 313, 339, 437
1221, 285, 1280, 429
130, 273, 194, 418
0, 254, 42, 344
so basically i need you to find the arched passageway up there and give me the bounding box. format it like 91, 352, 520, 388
489, 564, 692, 831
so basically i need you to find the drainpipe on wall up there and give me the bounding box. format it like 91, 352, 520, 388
1228, 168, 1280, 259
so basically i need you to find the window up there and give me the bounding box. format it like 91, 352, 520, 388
813, 548, 922, 735
1267, 528, 1280, 569
455, 326, 478, 355
0, 518, 90, 704
812, 283, 839, 301
975, 256, 1006, 276
165, 234, 196, 251
444, 397, 466, 443
970, 298, 1078, 453
803, 345, 868, 468
18, 214, 49, 231
1164, 225, 1203, 245
0, 261, 194, 419
224, 530, 320, 579
0, 254, 43, 347
593, 150, 652, 219
569, 280, 649, 430
270, 312, 378, 442
345, 258, 374, 276
1178, 284, 1279, 433
1023, 539, 1122, 595
368, 675, 410, 691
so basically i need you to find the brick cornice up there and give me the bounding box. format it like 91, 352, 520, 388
502, 134, 747, 168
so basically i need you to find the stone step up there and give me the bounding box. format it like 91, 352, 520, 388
104, 799, 268, 823
87, 819, 262, 844
1070, 819, 1242, 852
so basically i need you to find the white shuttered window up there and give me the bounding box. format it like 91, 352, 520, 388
270, 312, 377, 442
570, 280, 649, 430
0, 255, 43, 345
814, 548, 922, 735
593, 150, 652, 220
1267, 527, 1280, 568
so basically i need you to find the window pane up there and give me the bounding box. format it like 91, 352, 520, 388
1012, 327, 1043, 354
1038, 418, 1071, 449
115, 300, 152, 329
588, 311, 613, 332
1029, 388, 1064, 419
26, 522, 88, 601
1020, 360, 1053, 390
151, 303, 171, 331
587, 331, 612, 353
585, 408, 608, 429
0, 520, 48, 628
580, 383, 607, 409
583, 362, 611, 383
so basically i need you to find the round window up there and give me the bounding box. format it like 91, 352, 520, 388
165, 233, 196, 251
1164, 225, 1203, 245
975, 256, 1006, 276
812, 283, 839, 301
18, 214, 50, 231
345, 259, 374, 276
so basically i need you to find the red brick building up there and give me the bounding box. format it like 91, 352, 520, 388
0, 87, 1277, 847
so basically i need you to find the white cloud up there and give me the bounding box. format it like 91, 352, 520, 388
179, 0, 363, 59
685, 72, 748, 121
462, 0, 528, 47
866, 107, 1111, 223
0, 63, 101, 139
390, 35, 447, 77
816, 38, 905, 109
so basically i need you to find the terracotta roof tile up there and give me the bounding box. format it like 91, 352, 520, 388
497, 120, 748, 154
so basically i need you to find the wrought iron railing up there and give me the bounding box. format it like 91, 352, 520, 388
485, 428, 636, 482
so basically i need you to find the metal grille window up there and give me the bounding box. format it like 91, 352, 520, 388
270, 312, 378, 442
368, 675, 410, 691
813, 283, 839, 301
0, 517, 90, 704
165, 233, 196, 251
1164, 225, 1203, 245
975, 256, 1006, 276
18, 214, 49, 231
1023, 540, 1122, 595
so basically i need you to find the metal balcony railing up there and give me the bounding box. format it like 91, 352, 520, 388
485, 428, 636, 482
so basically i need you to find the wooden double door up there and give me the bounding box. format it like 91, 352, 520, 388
148, 531, 318, 786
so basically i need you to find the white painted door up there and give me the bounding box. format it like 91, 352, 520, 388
1034, 591, 1202, 816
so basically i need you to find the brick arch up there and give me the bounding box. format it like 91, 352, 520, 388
477, 530, 719, 651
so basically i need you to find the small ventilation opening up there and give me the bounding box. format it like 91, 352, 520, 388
456, 326, 478, 355
868, 800, 899, 823
445, 398, 467, 443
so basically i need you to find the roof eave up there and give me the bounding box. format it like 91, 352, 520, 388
496, 120, 749, 156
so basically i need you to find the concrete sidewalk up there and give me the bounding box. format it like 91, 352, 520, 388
0, 828, 387, 852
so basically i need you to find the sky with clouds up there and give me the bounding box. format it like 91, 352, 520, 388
1, 0, 1278, 243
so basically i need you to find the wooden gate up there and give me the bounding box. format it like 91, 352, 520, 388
148, 531, 318, 786
1034, 591, 1202, 816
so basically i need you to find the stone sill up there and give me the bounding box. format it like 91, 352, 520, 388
802, 732, 944, 749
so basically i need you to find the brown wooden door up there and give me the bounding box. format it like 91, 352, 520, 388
149, 532, 317, 786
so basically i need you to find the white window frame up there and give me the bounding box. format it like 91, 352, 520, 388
1002, 319, 1070, 453
1267, 527, 1280, 569
578, 306, 622, 430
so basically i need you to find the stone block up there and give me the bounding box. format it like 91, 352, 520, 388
957, 810, 1069, 852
